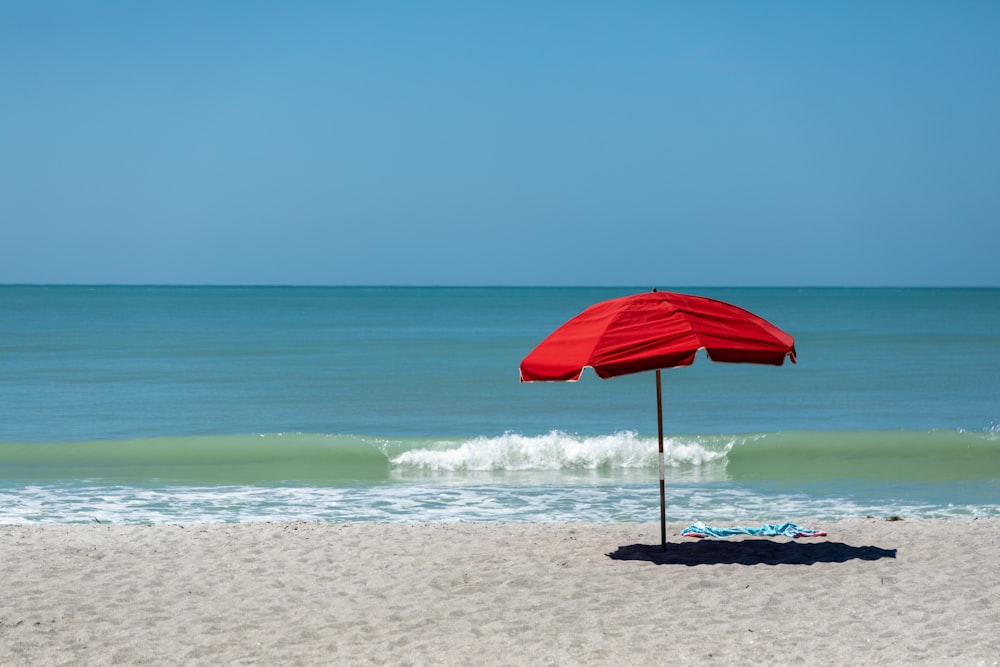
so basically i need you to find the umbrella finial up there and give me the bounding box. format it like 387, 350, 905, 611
651, 287, 657, 293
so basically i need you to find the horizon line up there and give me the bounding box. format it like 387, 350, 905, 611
2, 283, 997, 290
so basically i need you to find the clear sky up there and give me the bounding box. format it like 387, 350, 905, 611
2, 2, 998, 286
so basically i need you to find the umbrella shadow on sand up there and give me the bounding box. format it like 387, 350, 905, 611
607, 540, 897, 566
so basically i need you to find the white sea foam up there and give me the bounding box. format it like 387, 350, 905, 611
390, 430, 734, 472
2, 481, 996, 526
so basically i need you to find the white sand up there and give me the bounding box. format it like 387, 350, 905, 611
1, 519, 998, 666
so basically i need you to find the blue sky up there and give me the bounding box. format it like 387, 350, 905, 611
2, 2, 998, 286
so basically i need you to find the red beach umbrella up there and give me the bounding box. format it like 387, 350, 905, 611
519, 290, 796, 550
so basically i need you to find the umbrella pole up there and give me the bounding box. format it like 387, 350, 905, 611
656, 370, 666, 551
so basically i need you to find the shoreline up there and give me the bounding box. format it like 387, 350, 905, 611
2, 518, 998, 665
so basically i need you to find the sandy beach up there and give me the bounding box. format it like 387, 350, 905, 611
1, 518, 998, 666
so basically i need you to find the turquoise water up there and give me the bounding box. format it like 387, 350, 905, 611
1, 286, 998, 524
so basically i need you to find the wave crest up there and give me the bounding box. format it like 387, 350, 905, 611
390, 431, 734, 472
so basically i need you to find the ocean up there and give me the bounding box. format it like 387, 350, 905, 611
1, 285, 998, 525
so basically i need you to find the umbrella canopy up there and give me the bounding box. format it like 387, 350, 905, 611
519, 290, 796, 549
519, 290, 795, 382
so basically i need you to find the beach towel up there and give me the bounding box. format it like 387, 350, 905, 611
681, 522, 827, 539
